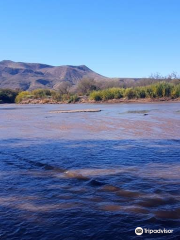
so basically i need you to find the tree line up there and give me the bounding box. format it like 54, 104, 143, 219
0, 72, 180, 103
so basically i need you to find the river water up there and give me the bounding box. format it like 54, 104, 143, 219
0, 103, 180, 240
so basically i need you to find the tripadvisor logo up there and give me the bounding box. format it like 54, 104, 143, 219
135, 227, 173, 235
135, 227, 143, 235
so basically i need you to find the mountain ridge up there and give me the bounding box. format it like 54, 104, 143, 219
0, 60, 109, 90
0, 60, 144, 91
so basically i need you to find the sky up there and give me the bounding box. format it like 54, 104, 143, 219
0, 0, 180, 78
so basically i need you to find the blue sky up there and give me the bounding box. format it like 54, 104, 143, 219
0, 0, 180, 77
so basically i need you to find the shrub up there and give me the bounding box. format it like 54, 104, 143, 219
101, 89, 114, 100
51, 91, 61, 101
76, 78, 98, 95
147, 82, 174, 98
89, 91, 102, 101
0, 89, 18, 103
171, 84, 180, 98
124, 88, 136, 99
67, 94, 79, 103
111, 88, 124, 99
135, 87, 146, 98
146, 87, 156, 98
15, 91, 31, 103
60, 94, 79, 103
32, 89, 51, 98
90, 88, 124, 101
57, 81, 72, 94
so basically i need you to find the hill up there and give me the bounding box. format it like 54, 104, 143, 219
0, 60, 109, 90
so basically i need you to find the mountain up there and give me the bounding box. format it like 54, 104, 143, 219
0, 60, 108, 90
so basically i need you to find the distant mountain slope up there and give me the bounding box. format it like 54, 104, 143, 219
0, 60, 108, 90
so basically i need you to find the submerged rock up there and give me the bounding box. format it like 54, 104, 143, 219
50, 109, 101, 113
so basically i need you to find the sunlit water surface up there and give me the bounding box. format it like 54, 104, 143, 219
0, 103, 180, 240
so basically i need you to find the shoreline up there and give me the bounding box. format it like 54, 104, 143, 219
15, 97, 180, 104
87, 98, 180, 104
0, 97, 180, 105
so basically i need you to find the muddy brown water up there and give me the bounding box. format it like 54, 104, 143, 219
0, 103, 180, 240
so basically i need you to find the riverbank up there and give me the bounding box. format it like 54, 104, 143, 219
15, 97, 180, 104
1, 82, 180, 104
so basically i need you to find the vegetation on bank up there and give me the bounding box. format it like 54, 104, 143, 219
0, 76, 180, 104
0, 89, 19, 103
89, 82, 180, 101
15, 89, 79, 104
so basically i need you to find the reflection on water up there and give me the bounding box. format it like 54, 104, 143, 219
0, 103, 180, 239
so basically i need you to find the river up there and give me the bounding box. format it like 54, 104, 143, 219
0, 103, 180, 239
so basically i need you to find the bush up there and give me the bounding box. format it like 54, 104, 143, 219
60, 94, 79, 103
76, 78, 98, 95
32, 89, 51, 98
111, 88, 124, 99
67, 94, 79, 103
15, 91, 31, 103
101, 89, 114, 100
146, 87, 156, 98
150, 82, 173, 97
90, 88, 124, 101
135, 87, 146, 98
172, 84, 180, 98
0, 89, 18, 103
89, 91, 102, 101
57, 82, 72, 94
124, 88, 136, 99
51, 91, 61, 101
